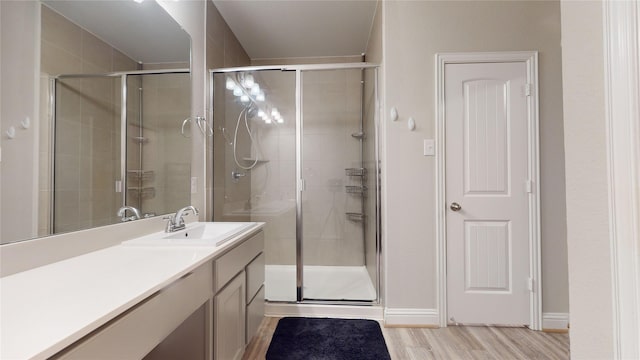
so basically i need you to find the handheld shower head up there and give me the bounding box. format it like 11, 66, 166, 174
246, 105, 258, 119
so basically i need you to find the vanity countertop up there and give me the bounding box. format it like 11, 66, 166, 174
0, 222, 263, 360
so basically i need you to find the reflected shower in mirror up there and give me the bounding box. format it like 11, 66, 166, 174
0, 0, 191, 244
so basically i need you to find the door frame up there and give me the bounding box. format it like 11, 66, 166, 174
435, 51, 542, 330
603, 1, 640, 357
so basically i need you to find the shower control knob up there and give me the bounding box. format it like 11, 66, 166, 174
450, 202, 462, 212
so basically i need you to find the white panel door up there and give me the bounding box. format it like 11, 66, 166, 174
445, 62, 530, 326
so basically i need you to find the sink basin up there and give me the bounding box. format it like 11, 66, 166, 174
123, 222, 256, 246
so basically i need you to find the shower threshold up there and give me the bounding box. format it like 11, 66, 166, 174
265, 265, 376, 302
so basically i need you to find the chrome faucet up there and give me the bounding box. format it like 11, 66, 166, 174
117, 206, 141, 222
165, 205, 199, 232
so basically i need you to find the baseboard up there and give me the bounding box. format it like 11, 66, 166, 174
266, 306, 567, 330
542, 312, 569, 331
384, 308, 440, 327
265, 303, 384, 320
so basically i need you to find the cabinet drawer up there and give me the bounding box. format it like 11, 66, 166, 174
246, 252, 264, 303
214, 231, 263, 292
246, 285, 265, 345
55, 263, 212, 360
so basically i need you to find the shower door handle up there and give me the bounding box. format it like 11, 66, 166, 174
450, 202, 462, 212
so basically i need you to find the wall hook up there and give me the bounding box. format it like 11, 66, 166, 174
5, 126, 16, 139
408, 117, 416, 131
390, 107, 399, 121
20, 116, 30, 129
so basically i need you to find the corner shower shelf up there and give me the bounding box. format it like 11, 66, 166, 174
345, 168, 366, 177
132, 136, 149, 144
346, 212, 366, 222
345, 185, 367, 194
127, 187, 156, 198
127, 170, 155, 181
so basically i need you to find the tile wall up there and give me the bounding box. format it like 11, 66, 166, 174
206, 1, 252, 224
126, 73, 191, 217
300, 69, 364, 266
40, 5, 139, 234
246, 71, 297, 266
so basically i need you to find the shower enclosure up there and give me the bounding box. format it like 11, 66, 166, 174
211, 64, 380, 304
47, 70, 191, 234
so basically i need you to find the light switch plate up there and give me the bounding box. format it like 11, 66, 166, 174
424, 139, 435, 156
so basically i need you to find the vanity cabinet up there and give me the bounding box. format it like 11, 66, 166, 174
54, 263, 213, 360
46, 227, 265, 360
213, 230, 265, 360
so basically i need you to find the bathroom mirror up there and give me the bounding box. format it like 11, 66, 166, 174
0, 0, 191, 245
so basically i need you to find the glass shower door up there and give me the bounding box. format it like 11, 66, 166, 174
300, 68, 377, 301
125, 73, 191, 217
211, 65, 379, 304
53, 76, 122, 233
212, 70, 297, 302
52, 72, 191, 234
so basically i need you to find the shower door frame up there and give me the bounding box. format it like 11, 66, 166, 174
210, 63, 382, 305
50, 69, 190, 231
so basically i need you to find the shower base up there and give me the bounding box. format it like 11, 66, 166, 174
265, 265, 377, 302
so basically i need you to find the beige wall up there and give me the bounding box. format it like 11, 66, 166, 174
0, 1, 40, 243
560, 1, 614, 357
381, 0, 569, 315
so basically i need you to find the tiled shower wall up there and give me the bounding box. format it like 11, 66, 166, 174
240, 67, 367, 268
40, 5, 139, 234
126, 72, 191, 217
247, 71, 297, 266
301, 69, 365, 266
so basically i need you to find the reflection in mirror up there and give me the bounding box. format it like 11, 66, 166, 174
0, 1, 191, 244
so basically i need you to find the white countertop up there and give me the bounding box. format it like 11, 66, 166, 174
0, 222, 263, 360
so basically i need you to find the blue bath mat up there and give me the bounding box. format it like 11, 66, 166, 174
266, 317, 391, 360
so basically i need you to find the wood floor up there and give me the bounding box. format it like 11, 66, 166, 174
242, 317, 570, 360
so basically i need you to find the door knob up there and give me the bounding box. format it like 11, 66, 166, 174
450, 202, 462, 211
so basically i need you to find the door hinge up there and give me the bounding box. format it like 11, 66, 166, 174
527, 278, 534, 292
525, 180, 533, 193
525, 83, 533, 97
298, 179, 306, 191
115, 180, 122, 193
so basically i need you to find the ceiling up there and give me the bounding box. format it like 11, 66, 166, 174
212, 0, 378, 60
42, 0, 190, 64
